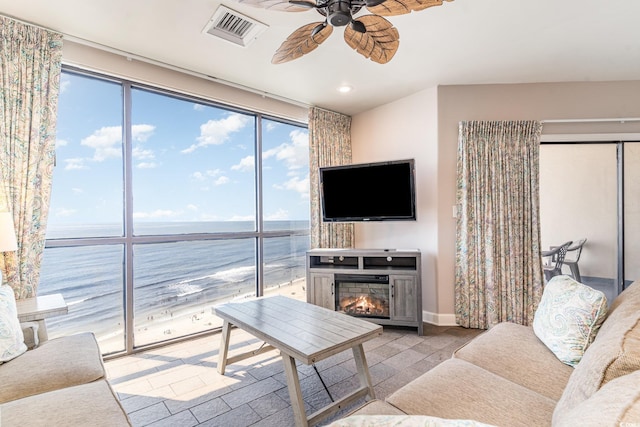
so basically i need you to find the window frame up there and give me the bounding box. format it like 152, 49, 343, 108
45, 65, 310, 356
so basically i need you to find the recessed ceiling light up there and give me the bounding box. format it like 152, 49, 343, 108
337, 85, 353, 94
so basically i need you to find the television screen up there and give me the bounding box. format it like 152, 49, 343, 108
320, 159, 416, 222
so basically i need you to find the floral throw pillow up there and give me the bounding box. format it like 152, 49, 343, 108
0, 285, 27, 363
533, 275, 608, 367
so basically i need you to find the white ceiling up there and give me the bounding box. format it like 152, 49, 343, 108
1, 0, 639, 116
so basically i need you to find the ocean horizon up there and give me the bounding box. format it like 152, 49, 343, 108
40, 221, 310, 353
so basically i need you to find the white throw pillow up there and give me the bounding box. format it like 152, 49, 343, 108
533, 275, 608, 367
0, 285, 27, 363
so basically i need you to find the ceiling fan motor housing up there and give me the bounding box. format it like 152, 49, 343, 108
326, 0, 352, 26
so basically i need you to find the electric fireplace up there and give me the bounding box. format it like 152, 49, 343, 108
306, 248, 423, 335
335, 274, 390, 319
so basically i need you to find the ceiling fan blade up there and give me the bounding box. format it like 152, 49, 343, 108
365, 0, 387, 7
344, 15, 399, 64
238, 0, 315, 12
272, 22, 334, 64
367, 0, 452, 16
288, 0, 318, 8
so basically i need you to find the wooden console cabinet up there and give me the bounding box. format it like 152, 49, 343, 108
306, 248, 423, 335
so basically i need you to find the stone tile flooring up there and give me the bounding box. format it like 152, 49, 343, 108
105, 324, 483, 427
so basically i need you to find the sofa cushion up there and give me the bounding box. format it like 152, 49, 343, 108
0, 332, 105, 403
0, 380, 131, 426
533, 275, 608, 367
386, 358, 556, 427
553, 280, 640, 419
328, 415, 496, 427
0, 286, 27, 363
554, 370, 640, 427
345, 399, 407, 416
454, 321, 573, 401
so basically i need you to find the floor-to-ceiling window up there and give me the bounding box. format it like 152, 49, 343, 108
39, 68, 310, 355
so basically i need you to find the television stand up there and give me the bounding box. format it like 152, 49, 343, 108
306, 248, 423, 335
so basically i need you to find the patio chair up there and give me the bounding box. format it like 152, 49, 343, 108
563, 238, 587, 282
542, 241, 573, 282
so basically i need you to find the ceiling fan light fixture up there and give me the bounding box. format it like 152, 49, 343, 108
327, 0, 353, 26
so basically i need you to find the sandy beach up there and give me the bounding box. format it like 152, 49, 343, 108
96, 278, 307, 354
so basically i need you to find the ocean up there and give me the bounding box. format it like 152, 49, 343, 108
39, 221, 310, 353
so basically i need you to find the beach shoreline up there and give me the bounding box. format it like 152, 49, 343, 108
92, 278, 307, 353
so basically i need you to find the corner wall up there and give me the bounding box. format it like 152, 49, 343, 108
351, 86, 441, 320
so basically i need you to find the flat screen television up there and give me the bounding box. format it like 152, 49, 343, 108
320, 159, 416, 222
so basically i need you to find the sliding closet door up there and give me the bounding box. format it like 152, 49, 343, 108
539, 144, 618, 300
624, 142, 640, 289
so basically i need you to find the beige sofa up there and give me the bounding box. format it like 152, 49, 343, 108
337, 279, 640, 426
0, 332, 131, 426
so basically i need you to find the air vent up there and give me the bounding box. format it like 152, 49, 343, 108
203, 5, 268, 47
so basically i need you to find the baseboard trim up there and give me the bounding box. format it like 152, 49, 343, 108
423, 311, 458, 327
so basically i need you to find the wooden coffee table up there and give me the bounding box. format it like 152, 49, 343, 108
214, 295, 382, 427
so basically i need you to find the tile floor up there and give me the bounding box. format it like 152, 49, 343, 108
105, 324, 483, 427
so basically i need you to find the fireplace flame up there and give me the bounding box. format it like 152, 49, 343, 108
341, 295, 388, 317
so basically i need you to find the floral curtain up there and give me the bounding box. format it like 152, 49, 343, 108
308, 107, 354, 249
0, 16, 63, 298
455, 120, 544, 329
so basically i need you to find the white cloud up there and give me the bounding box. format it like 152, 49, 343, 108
132, 146, 155, 160
274, 175, 310, 199
265, 122, 280, 132
81, 126, 122, 161
69, 124, 155, 169
132, 124, 155, 142
191, 171, 205, 181
262, 129, 309, 200
215, 176, 230, 185
231, 155, 254, 172
72, 188, 83, 194
64, 158, 88, 170
133, 209, 181, 219
186, 204, 199, 211
191, 169, 229, 185
137, 162, 158, 169
193, 104, 205, 111
56, 139, 69, 148
182, 113, 250, 153
263, 129, 308, 171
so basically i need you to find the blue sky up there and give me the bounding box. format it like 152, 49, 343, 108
50, 71, 310, 227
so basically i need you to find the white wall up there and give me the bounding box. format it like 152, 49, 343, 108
350, 86, 441, 319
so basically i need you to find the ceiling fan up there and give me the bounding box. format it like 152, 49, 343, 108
237, 0, 453, 64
